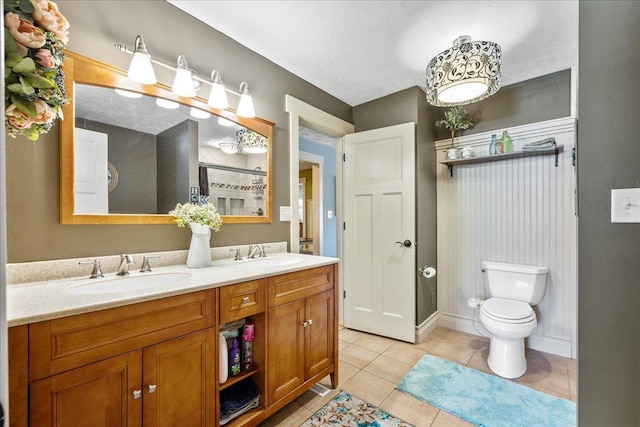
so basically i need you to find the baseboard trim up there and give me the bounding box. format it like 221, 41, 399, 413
415, 311, 439, 343
439, 313, 573, 358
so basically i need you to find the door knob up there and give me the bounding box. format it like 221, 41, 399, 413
395, 240, 412, 247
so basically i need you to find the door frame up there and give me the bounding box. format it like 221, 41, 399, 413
299, 151, 323, 255
286, 95, 354, 324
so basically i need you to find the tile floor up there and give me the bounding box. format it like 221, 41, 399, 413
259, 326, 576, 427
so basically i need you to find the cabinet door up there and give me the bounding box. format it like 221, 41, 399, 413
267, 299, 305, 404
142, 329, 215, 427
305, 290, 334, 379
30, 352, 142, 427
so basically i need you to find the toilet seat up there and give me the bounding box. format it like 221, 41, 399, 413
481, 298, 535, 324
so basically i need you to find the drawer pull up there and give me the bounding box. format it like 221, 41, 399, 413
133, 389, 142, 399
301, 320, 309, 328
148, 384, 157, 394
241, 297, 250, 304
307, 319, 313, 325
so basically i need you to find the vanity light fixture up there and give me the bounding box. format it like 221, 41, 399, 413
114, 88, 142, 99
190, 107, 211, 120
426, 35, 502, 106
218, 117, 236, 127
116, 35, 258, 117
156, 98, 180, 109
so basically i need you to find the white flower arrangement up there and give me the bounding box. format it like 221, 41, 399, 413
4, 0, 70, 141
169, 202, 222, 231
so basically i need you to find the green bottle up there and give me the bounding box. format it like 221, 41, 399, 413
501, 131, 513, 153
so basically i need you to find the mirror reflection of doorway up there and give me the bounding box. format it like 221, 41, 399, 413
298, 161, 320, 255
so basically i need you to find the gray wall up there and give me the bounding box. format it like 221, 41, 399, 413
578, 2, 640, 425
434, 69, 572, 141
5, 1, 352, 263
353, 87, 438, 324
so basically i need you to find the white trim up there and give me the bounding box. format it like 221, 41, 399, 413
285, 95, 354, 326
439, 313, 573, 359
415, 311, 439, 344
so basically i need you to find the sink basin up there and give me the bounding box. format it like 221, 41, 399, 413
66, 272, 192, 295
247, 257, 301, 267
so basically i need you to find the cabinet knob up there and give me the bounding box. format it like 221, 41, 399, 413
307, 319, 313, 325
133, 389, 142, 399
301, 320, 309, 328
148, 384, 157, 394
241, 296, 250, 304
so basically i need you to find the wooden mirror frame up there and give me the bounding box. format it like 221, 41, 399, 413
60, 51, 273, 225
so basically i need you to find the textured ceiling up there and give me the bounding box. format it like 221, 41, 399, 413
168, 0, 578, 106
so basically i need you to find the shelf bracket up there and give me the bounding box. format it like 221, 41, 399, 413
448, 165, 453, 177
555, 147, 559, 167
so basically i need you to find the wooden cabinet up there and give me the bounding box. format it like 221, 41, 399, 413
8, 263, 338, 427
266, 266, 337, 406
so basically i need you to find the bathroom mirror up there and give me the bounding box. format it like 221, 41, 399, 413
60, 51, 273, 224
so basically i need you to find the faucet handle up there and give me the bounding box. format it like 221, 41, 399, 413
140, 255, 160, 273
259, 245, 270, 257
79, 260, 104, 279
230, 248, 243, 261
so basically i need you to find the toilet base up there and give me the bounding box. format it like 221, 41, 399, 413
487, 336, 528, 379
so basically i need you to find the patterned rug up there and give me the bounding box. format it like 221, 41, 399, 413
397, 354, 576, 427
300, 391, 414, 427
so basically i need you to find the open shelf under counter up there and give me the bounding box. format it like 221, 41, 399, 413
219, 366, 260, 391
440, 145, 564, 176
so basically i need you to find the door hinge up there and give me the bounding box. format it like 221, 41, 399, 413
343, 222, 346, 230
343, 153, 346, 161
343, 290, 346, 299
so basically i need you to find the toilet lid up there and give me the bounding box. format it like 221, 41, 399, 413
481, 298, 535, 322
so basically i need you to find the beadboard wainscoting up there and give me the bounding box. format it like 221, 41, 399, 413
435, 117, 577, 358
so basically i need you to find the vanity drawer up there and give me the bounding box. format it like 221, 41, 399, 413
219, 279, 266, 324
268, 265, 335, 307
28, 290, 215, 381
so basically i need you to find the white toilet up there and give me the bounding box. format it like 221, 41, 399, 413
478, 260, 548, 379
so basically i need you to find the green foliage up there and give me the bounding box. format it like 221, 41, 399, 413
435, 106, 474, 133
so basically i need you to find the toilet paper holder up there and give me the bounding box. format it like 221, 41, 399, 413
418, 266, 437, 279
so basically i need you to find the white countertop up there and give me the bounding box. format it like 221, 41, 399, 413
7, 252, 339, 327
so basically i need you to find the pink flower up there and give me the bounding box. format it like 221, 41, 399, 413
6, 104, 34, 130
30, 0, 69, 44
4, 12, 46, 49
31, 99, 56, 124
34, 49, 55, 68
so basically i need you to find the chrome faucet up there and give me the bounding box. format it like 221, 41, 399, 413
140, 255, 160, 273
247, 244, 263, 259
79, 259, 104, 279
117, 254, 135, 276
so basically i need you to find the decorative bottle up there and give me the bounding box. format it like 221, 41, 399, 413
501, 130, 513, 153
489, 134, 497, 155
230, 338, 241, 376
495, 139, 504, 154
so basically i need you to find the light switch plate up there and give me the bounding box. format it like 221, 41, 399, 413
611, 188, 640, 223
327, 210, 333, 219
280, 206, 292, 222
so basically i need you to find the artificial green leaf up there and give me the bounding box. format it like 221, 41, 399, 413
19, 76, 35, 95
7, 83, 24, 93
24, 73, 55, 89
18, 0, 34, 14
23, 126, 40, 141
13, 57, 36, 74
5, 29, 18, 54
11, 95, 37, 117
6, 51, 24, 68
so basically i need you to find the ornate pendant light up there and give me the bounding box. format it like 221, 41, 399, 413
426, 35, 502, 106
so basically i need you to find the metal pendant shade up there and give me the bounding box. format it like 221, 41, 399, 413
426, 36, 502, 107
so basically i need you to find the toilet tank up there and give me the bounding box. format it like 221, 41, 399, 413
482, 261, 548, 305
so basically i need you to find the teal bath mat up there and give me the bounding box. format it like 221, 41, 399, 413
396, 355, 576, 427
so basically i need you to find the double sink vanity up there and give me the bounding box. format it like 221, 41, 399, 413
7, 249, 339, 427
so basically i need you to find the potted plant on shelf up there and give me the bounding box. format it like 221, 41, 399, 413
169, 202, 222, 268
435, 106, 474, 159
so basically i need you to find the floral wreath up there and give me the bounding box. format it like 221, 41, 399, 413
4, 0, 69, 141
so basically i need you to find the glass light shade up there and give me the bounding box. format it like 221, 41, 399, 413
190, 107, 211, 119
156, 98, 180, 109
208, 70, 229, 109
218, 117, 236, 127
426, 36, 501, 106
237, 82, 256, 118
172, 54, 196, 98
114, 88, 142, 98
128, 52, 157, 85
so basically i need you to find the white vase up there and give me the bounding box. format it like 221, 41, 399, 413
186, 222, 212, 268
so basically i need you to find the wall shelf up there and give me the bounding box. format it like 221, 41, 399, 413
440, 145, 564, 177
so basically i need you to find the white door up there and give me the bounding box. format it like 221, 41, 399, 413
74, 128, 109, 214
343, 122, 416, 342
